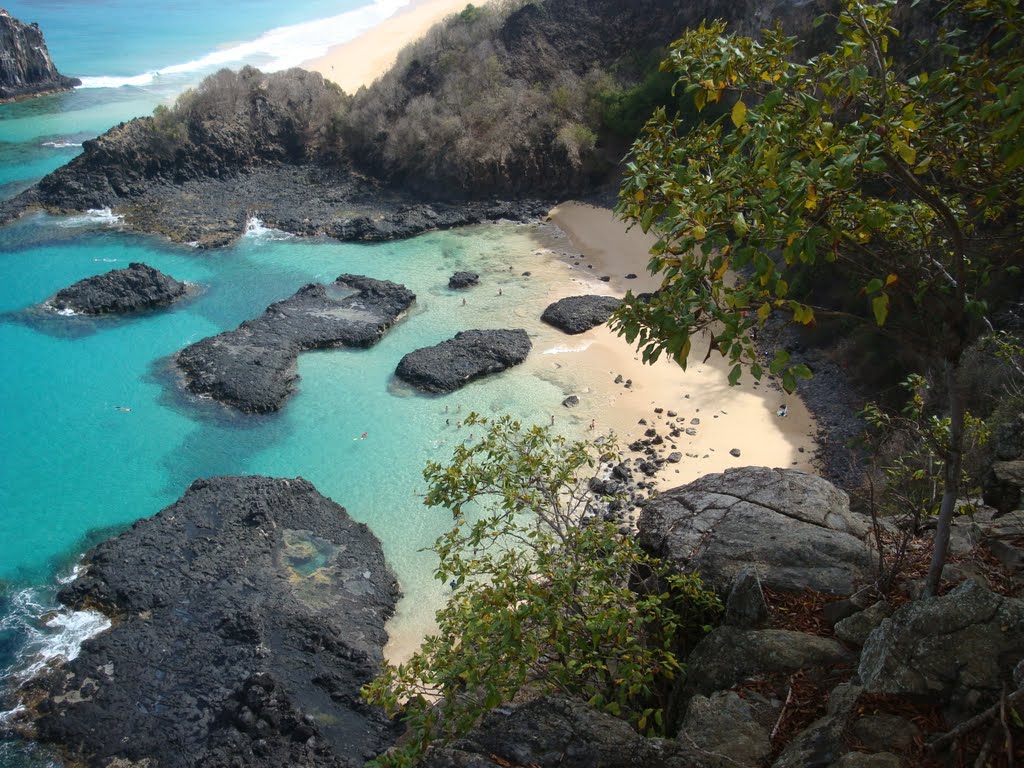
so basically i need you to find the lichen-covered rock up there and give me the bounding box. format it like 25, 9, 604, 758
0, 9, 80, 100
684, 627, 850, 697
834, 601, 891, 647
175, 275, 414, 412
858, 581, 1024, 709
420, 696, 711, 768
638, 467, 873, 595
771, 682, 861, 768
680, 691, 771, 767
15, 476, 400, 767
49, 262, 187, 315
541, 295, 621, 334
395, 329, 531, 393
723, 567, 769, 629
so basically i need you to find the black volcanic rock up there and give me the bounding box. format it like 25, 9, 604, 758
448, 271, 480, 289
0, 9, 80, 101
395, 329, 531, 393
16, 475, 400, 768
175, 274, 414, 412
49, 262, 187, 314
541, 295, 621, 334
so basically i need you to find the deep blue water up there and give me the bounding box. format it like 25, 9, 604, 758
0, 3, 602, 764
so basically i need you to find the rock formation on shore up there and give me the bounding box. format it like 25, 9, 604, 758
11, 475, 401, 767
395, 329, 532, 393
48, 262, 187, 314
175, 275, 415, 412
0, 9, 80, 101
541, 294, 622, 334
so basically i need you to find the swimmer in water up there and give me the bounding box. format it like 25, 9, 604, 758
114, 406, 132, 412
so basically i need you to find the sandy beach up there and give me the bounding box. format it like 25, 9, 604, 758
303, 0, 484, 93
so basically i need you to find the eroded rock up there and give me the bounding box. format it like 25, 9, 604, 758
395, 329, 531, 393
541, 295, 621, 334
49, 262, 187, 315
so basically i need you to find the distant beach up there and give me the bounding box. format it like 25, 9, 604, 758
304, 0, 485, 93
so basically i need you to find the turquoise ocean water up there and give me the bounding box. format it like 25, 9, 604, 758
0, 3, 592, 764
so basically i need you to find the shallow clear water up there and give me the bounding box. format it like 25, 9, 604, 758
0, 2, 600, 763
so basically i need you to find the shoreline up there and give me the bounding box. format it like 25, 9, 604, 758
302, 0, 485, 94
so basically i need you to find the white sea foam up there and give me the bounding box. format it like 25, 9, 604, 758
57, 207, 124, 228
0, 583, 111, 685
243, 215, 293, 241
77, 0, 411, 90
41, 140, 83, 149
543, 341, 594, 355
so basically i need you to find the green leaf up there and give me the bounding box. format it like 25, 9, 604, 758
728, 363, 742, 386
731, 100, 747, 128
872, 293, 890, 326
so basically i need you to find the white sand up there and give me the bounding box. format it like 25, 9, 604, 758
303, 0, 485, 93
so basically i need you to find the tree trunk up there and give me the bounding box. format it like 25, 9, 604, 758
924, 359, 965, 597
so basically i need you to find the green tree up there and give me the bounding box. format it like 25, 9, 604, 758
613, 0, 1024, 595
363, 414, 720, 767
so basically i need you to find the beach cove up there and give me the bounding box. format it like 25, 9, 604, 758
2, 2, 817, 764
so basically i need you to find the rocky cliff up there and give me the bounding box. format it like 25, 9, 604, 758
0, 9, 79, 101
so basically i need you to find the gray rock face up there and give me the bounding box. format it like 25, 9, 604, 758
395, 329, 531, 393
541, 295, 621, 334
724, 567, 769, 629
421, 696, 710, 768
0, 9, 80, 100
17, 476, 400, 768
834, 601, 890, 647
448, 271, 480, 289
175, 275, 414, 412
680, 691, 771, 767
858, 581, 1024, 708
684, 627, 850, 697
638, 467, 873, 595
49, 262, 187, 315
771, 682, 861, 768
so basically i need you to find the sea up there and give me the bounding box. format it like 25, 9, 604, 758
0, 2, 604, 763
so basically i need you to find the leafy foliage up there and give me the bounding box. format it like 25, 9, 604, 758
613, 0, 1024, 594
613, 0, 1023, 390
363, 414, 721, 767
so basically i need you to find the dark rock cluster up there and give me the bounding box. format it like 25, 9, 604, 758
49, 262, 187, 315
395, 329, 532, 393
541, 294, 621, 334
448, 271, 479, 289
175, 275, 414, 412
11, 476, 401, 768
0, 9, 80, 101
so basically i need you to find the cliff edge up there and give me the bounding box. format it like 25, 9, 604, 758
0, 9, 80, 101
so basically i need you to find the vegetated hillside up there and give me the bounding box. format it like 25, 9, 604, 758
341, 0, 833, 199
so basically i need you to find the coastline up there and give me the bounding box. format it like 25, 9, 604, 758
303, 0, 485, 93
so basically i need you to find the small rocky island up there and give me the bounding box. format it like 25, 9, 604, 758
0, 9, 80, 101
175, 275, 415, 413
541, 295, 622, 334
395, 329, 532, 393
10, 475, 400, 767
48, 262, 188, 314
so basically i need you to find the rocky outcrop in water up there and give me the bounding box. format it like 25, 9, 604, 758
175, 275, 414, 412
395, 329, 532, 393
14, 475, 400, 768
541, 295, 621, 334
0, 9, 80, 101
448, 271, 479, 289
48, 262, 187, 314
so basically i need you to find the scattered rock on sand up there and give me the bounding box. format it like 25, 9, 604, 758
49, 262, 187, 315
395, 329, 531, 393
541, 295, 621, 334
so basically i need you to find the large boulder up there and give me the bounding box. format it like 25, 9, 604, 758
858, 580, 1024, 710
175, 274, 415, 412
683, 626, 851, 697
0, 9, 80, 100
421, 696, 710, 768
14, 476, 400, 767
448, 271, 480, 289
638, 467, 873, 595
679, 691, 771, 767
395, 329, 532, 393
541, 295, 621, 334
48, 262, 188, 315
